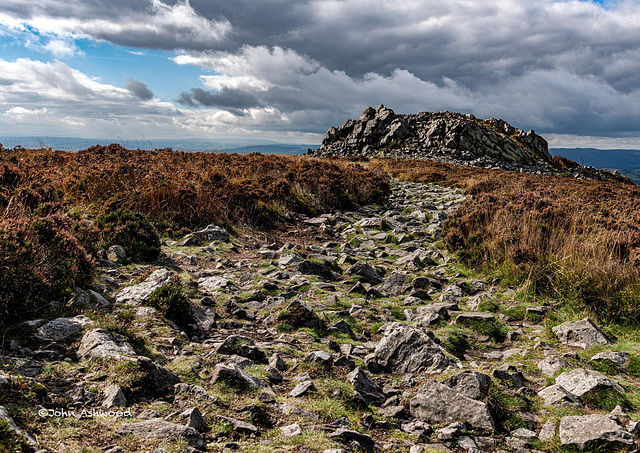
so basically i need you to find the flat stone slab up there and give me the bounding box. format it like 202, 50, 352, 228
116, 419, 205, 448
559, 414, 634, 450
555, 368, 622, 397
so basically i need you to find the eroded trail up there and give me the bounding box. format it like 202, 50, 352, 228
3, 180, 636, 452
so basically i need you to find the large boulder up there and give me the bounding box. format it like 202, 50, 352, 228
115, 269, 172, 305
77, 329, 136, 359
552, 318, 612, 349
373, 323, 458, 374
410, 381, 496, 433
116, 419, 206, 449
559, 415, 634, 450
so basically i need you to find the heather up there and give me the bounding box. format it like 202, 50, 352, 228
375, 158, 640, 323
0, 144, 389, 323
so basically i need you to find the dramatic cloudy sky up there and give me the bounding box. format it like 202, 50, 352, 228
1, 0, 639, 147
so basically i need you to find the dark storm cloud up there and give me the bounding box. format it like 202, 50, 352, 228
178, 87, 261, 110
125, 79, 154, 100
2, 0, 640, 139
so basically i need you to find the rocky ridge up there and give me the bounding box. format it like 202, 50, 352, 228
310, 105, 630, 182
1, 180, 640, 452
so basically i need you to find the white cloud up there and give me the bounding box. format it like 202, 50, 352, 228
0, 0, 231, 50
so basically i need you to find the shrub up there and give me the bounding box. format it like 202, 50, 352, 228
96, 210, 161, 261
0, 214, 94, 325
146, 277, 192, 327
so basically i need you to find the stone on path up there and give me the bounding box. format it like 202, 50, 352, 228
559, 414, 634, 450
552, 318, 612, 349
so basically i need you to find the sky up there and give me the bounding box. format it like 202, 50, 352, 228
0, 0, 640, 147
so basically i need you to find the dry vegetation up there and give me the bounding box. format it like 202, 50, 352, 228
0, 144, 389, 324
374, 157, 640, 323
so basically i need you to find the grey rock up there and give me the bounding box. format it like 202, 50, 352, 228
297, 260, 340, 281
35, 315, 92, 342
404, 303, 457, 326
441, 370, 491, 400
280, 423, 302, 438
590, 351, 629, 368
552, 318, 612, 349
347, 367, 386, 406
346, 262, 383, 284
0, 356, 42, 378
87, 289, 112, 311
211, 364, 271, 392
0, 405, 36, 446
77, 329, 136, 359
304, 350, 333, 368
102, 383, 127, 408
327, 429, 376, 453
115, 269, 173, 305
539, 420, 557, 441
137, 357, 181, 394
511, 428, 537, 439
555, 368, 623, 398
268, 353, 288, 371
410, 381, 496, 433
198, 276, 235, 294
216, 336, 266, 363
537, 355, 571, 376
116, 419, 206, 448
217, 416, 258, 436
379, 272, 409, 295
289, 380, 315, 397
436, 421, 468, 441
538, 384, 584, 407
277, 299, 326, 330
559, 414, 634, 450
454, 312, 495, 325
373, 322, 458, 374
181, 407, 207, 432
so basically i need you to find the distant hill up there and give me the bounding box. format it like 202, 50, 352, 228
552, 148, 640, 170
552, 148, 640, 183
0, 136, 316, 155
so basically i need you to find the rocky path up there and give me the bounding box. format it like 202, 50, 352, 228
2, 180, 639, 452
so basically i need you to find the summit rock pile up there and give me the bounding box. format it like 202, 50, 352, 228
311, 105, 555, 173
310, 105, 632, 183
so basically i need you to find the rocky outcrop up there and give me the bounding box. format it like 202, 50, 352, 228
311, 105, 555, 173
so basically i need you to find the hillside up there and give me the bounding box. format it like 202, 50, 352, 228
310, 105, 632, 184
1, 144, 640, 453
